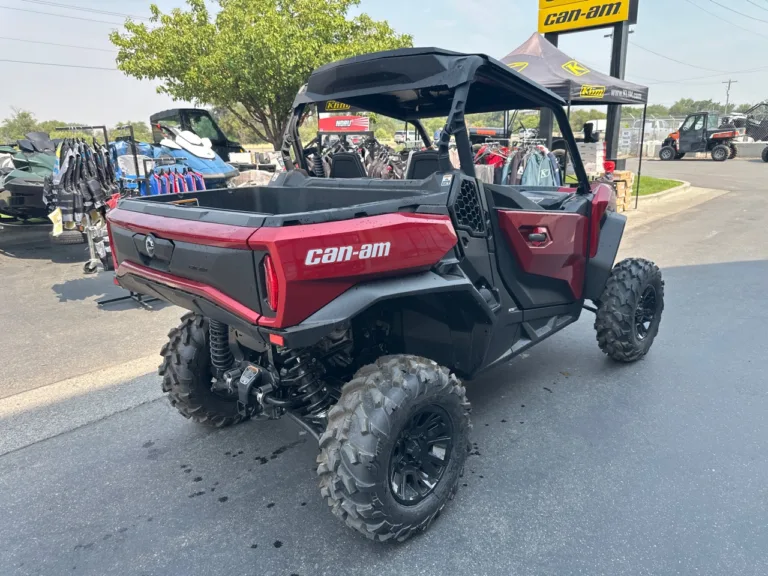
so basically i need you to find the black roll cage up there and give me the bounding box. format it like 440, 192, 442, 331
280, 49, 591, 194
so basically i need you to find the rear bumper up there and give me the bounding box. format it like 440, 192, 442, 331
116, 262, 269, 346
116, 261, 261, 324
116, 261, 487, 350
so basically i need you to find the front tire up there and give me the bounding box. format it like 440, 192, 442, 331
158, 313, 244, 427
317, 355, 470, 542
595, 259, 664, 363
711, 144, 729, 162
659, 146, 676, 161
761, 147, 768, 163
729, 144, 738, 159
674, 152, 686, 160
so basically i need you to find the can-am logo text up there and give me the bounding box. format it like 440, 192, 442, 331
305, 243, 392, 265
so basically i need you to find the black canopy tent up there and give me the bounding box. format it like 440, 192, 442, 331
500, 33, 649, 207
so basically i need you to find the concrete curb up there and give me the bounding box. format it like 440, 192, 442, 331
633, 180, 690, 204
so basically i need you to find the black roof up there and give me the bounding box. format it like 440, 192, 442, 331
294, 48, 565, 121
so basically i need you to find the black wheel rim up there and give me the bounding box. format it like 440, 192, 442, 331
635, 285, 657, 340
389, 405, 453, 506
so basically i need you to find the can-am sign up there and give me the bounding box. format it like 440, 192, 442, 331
317, 116, 370, 133
538, 0, 638, 34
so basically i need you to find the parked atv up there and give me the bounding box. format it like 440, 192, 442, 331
659, 112, 738, 162
108, 49, 665, 542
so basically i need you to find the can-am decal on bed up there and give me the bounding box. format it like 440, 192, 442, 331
305, 242, 391, 265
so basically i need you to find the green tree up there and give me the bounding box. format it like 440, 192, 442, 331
110, 0, 412, 149
112, 121, 153, 142
0, 108, 39, 141
734, 103, 754, 113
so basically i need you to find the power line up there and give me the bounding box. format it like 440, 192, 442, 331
0, 36, 116, 53
705, 0, 768, 23
0, 58, 118, 71
709, 0, 768, 24
0, 5, 122, 25
21, 0, 150, 22
630, 42, 729, 73
745, 0, 768, 13
680, 0, 768, 38
644, 64, 768, 85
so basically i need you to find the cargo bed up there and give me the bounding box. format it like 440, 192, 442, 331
114, 171, 452, 228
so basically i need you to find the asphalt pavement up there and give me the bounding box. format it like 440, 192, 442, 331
628, 156, 766, 191
1, 160, 767, 576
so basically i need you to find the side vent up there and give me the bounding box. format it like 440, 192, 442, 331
454, 179, 486, 237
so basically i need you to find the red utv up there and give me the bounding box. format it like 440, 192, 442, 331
107, 48, 664, 542
659, 111, 739, 162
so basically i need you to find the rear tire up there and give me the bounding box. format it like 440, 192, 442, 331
317, 355, 471, 542
659, 146, 676, 161
729, 144, 738, 159
595, 258, 664, 363
711, 144, 729, 162
159, 313, 244, 427
761, 147, 768, 163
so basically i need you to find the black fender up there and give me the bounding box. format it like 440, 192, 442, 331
263, 270, 495, 351
584, 212, 626, 301
661, 137, 677, 149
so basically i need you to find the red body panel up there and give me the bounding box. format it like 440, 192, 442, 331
107, 208, 258, 250
116, 261, 262, 324
248, 213, 457, 328
497, 210, 588, 299
109, 210, 457, 329
588, 183, 613, 258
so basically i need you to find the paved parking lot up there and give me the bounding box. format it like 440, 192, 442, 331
1, 159, 767, 576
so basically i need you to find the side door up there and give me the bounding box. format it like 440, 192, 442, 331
679, 114, 706, 153
485, 183, 590, 309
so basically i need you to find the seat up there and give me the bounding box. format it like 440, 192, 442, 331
329, 152, 366, 178
405, 150, 440, 179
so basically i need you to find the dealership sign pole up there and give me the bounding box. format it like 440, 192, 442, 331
536, 0, 639, 161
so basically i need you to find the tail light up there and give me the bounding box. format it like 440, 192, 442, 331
263, 255, 279, 311
107, 219, 119, 273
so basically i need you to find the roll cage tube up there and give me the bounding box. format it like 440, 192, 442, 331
551, 104, 590, 194
437, 81, 475, 178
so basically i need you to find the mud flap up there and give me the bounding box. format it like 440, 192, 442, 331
583, 212, 626, 301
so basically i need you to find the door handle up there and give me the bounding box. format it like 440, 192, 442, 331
528, 232, 547, 243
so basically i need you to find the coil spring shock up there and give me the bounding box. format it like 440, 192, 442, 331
208, 320, 234, 377
269, 352, 331, 418
312, 153, 324, 178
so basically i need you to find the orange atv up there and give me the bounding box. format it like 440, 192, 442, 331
659, 112, 739, 162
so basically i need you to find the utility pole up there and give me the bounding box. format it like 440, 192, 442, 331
723, 79, 738, 114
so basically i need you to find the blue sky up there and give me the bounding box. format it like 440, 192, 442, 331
1, 0, 767, 124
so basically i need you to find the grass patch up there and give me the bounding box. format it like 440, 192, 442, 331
635, 175, 682, 196
566, 174, 682, 196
